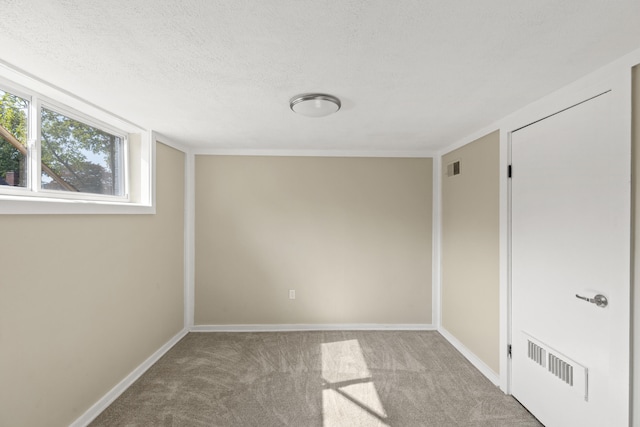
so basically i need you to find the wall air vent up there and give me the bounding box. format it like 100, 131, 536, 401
446, 160, 461, 177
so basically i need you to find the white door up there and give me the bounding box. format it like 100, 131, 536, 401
510, 87, 630, 427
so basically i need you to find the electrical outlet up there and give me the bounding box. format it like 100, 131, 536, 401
289, 289, 296, 300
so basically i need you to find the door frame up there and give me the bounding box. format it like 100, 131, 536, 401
499, 68, 632, 415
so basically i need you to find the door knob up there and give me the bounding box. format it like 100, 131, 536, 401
575, 293, 608, 308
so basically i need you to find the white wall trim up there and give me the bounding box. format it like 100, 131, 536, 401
190, 148, 436, 158
499, 127, 510, 393
191, 324, 436, 332
69, 328, 188, 427
438, 327, 500, 386
185, 151, 195, 329
431, 154, 442, 329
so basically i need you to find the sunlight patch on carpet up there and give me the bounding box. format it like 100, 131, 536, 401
321, 339, 388, 426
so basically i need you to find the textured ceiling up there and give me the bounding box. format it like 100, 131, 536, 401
1, 1, 639, 152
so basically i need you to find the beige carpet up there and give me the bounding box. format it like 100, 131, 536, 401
90, 331, 541, 426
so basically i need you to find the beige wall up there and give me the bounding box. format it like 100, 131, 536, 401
441, 131, 500, 374
632, 64, 640, 427
195, 156, 432, 325
0, 143, 185, 427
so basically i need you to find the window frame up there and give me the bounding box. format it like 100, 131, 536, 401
0, 81, 31, 192
0, 64, 154, 214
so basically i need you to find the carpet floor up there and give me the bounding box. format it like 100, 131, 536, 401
90, 331, 541, 426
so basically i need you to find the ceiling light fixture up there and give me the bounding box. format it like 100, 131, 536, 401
290, 93, 341, 118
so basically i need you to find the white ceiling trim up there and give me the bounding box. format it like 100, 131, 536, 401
191, 148, 437, 158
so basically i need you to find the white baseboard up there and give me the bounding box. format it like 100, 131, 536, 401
191, 323, 436, 332
438, 327, 500, 386
70, 328, 189, 427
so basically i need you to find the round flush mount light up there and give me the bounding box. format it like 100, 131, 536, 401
290, 93, 341, 117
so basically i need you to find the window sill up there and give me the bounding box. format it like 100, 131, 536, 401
0, 194, 155, 215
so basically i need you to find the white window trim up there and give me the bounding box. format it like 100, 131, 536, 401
0, 61, 155, 214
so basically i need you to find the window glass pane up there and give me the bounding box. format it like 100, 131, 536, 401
40, 108, 123, 196
0, 89, 29, 188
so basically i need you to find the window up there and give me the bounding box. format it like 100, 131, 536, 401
0, 68, 153, 214
0, 88, 28, 188
40, 107, 125, 196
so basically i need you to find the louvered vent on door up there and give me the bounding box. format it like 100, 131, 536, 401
522, 332, 589, 401
527, 340, 546, 367
549, 354, 573, 386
